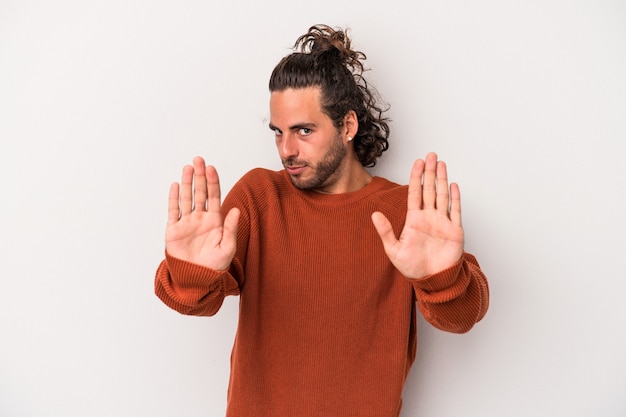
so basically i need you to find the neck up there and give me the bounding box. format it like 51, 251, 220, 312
315, 159, 372, 194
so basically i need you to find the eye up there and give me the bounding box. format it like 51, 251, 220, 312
299, 128, 312, 136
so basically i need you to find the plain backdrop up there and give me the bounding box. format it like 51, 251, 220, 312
1, 1, 625, 416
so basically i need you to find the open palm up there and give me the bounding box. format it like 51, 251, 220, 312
165, 157, 240, 271
372, 153, 464, 279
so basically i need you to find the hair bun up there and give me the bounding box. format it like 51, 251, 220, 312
295, 24, 366, 75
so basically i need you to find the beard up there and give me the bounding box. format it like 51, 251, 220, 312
283, 133, 347, 191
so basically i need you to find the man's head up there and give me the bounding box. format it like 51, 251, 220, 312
269, 25, 390, 169
269, 86, 355, 193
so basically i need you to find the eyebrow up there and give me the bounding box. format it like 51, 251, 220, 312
268, 122, 317, 132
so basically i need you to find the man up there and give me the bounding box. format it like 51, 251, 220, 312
155, 24, 489, 417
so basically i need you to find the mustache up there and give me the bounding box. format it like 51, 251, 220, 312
282, 158, 309, 167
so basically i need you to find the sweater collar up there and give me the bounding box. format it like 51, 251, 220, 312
280, 169, 391, 206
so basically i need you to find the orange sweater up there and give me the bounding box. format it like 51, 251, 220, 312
155, 168, 489, 417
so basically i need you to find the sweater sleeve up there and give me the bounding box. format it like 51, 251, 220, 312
154, 251, 241, 316
410, 252, 489, 333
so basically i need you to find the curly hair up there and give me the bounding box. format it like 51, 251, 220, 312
268, 24, 390, 167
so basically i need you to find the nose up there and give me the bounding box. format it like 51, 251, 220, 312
277, 133, 299, 160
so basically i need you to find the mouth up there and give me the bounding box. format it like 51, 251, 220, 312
285, 165, 306, 176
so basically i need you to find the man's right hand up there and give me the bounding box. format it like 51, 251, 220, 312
165, 156, 240, 271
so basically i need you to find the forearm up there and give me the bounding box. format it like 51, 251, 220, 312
410, 252, 489, 333
154, 251, 240, 316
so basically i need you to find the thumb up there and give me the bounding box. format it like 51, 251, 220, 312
371, 211, 398, 252
221, 207, 240, 252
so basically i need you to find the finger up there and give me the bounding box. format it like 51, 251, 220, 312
205, 165, 222, 214
450, 182, 462, 226
192, 156, 208, 211
435, 160, 450, 215
179, 164, 194, 215
371, 212, 398, 254
407, 159, 425, 211
167, 182, 181, 225
422, 152, 438, 209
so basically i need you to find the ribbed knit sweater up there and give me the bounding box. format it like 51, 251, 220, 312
155, 168, 489, 417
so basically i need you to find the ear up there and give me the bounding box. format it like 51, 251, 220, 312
343, 110, 359, 141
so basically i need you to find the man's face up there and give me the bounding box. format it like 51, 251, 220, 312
269, 87, 348, 193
